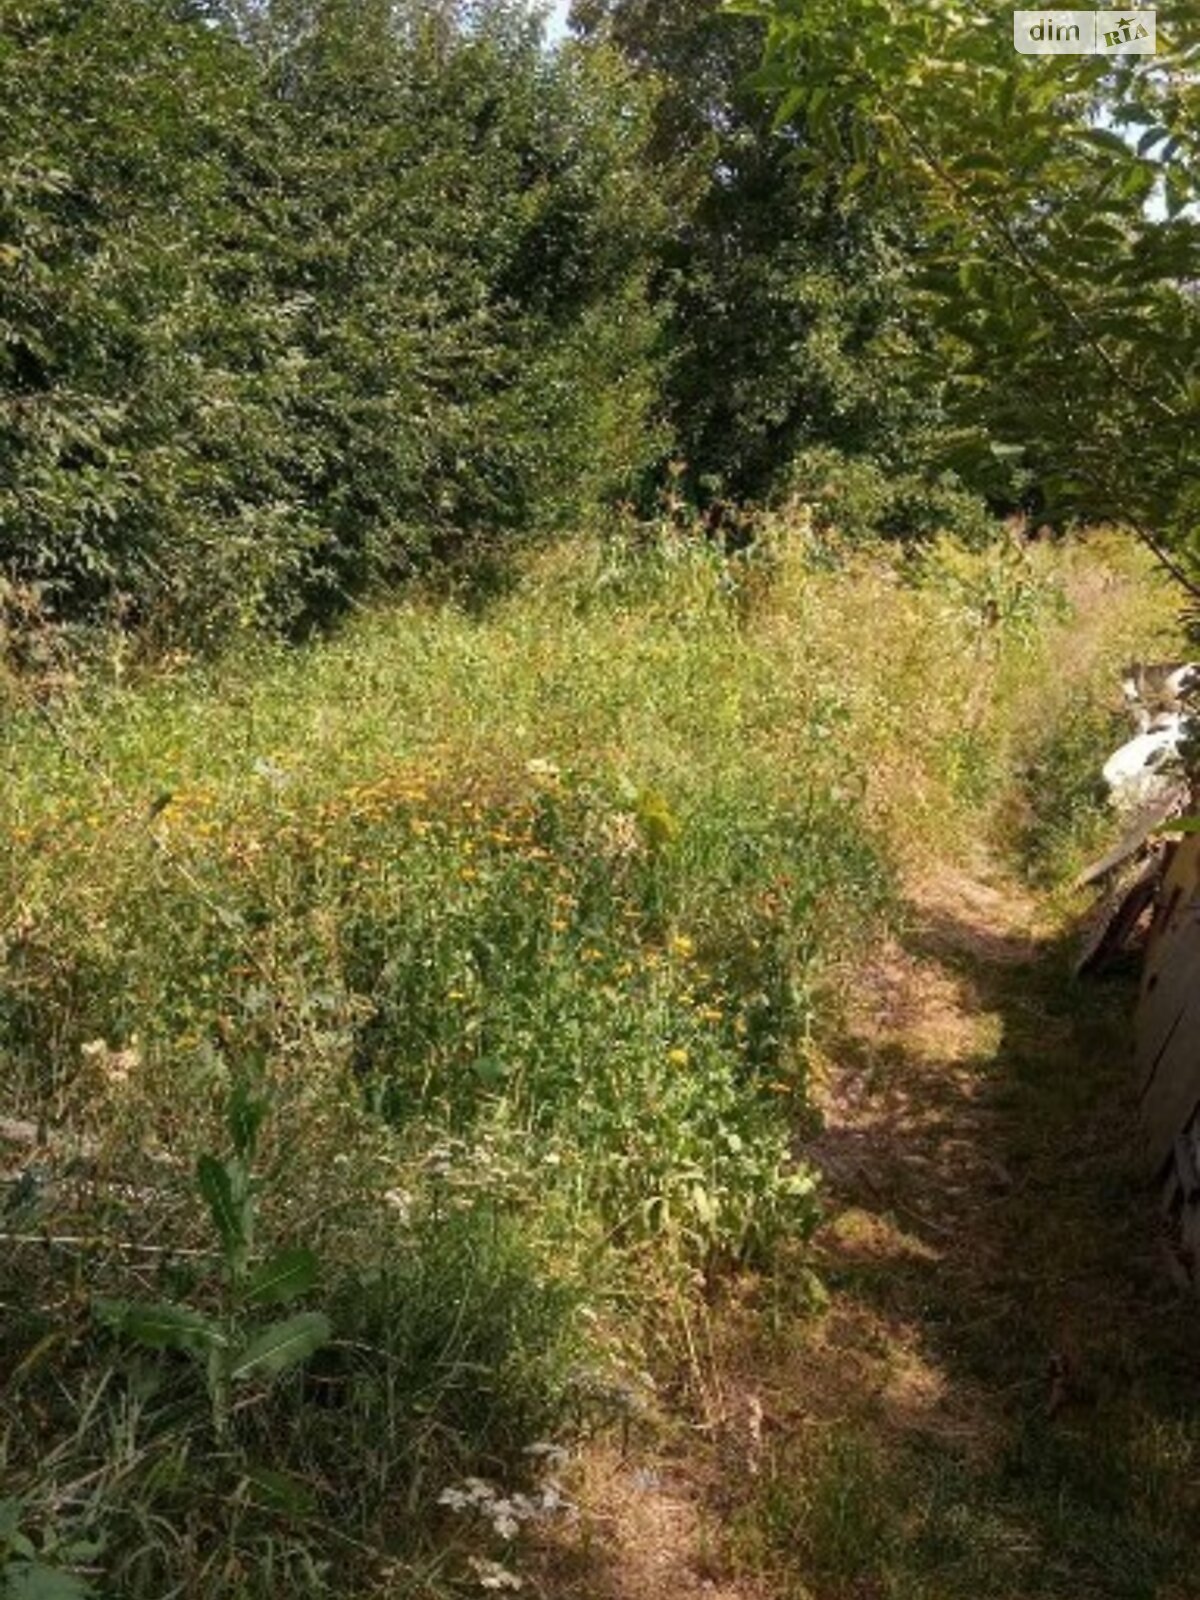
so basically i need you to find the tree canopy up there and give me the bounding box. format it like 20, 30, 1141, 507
738, 0, 1200, 583
3, 0, 1199, 649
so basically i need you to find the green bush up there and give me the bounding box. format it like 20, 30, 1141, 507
790, 446, 996, 548
0, 0, 668, 645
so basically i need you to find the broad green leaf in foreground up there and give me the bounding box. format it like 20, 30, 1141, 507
196, 1155, 248, 1263
244, 1247, 320, 1307
230, 1313, 331, 1382
94, 1299, 224, 1356
227, 1081, 268, 1160
3, 1561, 94, 1600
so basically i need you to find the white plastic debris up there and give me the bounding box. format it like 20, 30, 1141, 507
1102, 715, 1186, 812
1122, 662, 1200, 732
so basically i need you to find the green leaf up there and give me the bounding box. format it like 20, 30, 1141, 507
244, 1247, 319, 1307
241, 1465, 317, 1516
770, 85, 809, 130
0, 1498, 24, 1542
229, 1312, 330, 1382
1137, 124, 1171, 157
1165, 171, 1188, 218
3, 1561, 94, 1599
227, 1081, 268, 1160
94, 1298, 224, 1356
196, 1155, 248, 1261
1077, 126, 1137, 159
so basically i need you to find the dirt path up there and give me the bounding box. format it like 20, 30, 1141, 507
534, 861, 1200, 1599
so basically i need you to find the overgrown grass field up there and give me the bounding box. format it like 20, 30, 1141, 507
0, 522, 1177, 1597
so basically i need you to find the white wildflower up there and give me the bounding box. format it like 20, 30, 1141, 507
467, 1556, 523, 1592
382, 1187, 412, 1220
81, 1036, 140, 1088
538, 1483, 567, 1513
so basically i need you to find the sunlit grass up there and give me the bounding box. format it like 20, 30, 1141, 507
0, 519, 1180, 1597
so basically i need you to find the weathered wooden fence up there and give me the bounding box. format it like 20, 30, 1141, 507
1137, 834, 1200, 1259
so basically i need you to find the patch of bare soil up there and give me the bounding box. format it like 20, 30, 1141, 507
797, 863, 1044, 1444
526, 1441, 759, 1600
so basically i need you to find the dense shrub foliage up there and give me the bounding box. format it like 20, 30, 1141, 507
571, 0, 970, 519
744, 0, 1200, 580
0, 0, 1022, 655
4, 0, 1199, 649
0, 0, 668, 641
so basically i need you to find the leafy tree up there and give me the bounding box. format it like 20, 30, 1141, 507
739, 0, 1200, 582
248, 0, 667, 614
570, 0, 980, 532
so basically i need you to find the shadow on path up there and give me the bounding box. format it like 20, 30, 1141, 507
773, 862, 1200, 1599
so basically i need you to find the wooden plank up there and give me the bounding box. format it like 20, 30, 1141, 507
1136, 928, 1199, 1097
1140, 997, 1200, 1176
1075, 786, 1187, 888
1138, 834, 1200, 1021
1076, 855, 1162, 977
1149, 834, 1200, 944
1137, 834, 1200, 1175
1175, 1130, 1200, 1201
